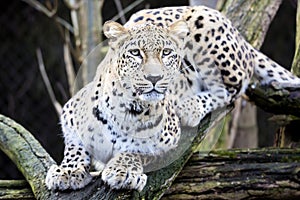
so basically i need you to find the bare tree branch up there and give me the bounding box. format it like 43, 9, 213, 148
36, 48, 62, 115
111, 0, 145, 22
22, 0, 74, 33
63, 31, 76, 96
113, 0, 126, 24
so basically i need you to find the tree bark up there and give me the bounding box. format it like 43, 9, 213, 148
163, 148, 300, 200
0, 180, 33, 199
0, 115, 55, 199
245, 84, 300, 117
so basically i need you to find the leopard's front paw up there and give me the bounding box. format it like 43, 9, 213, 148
101, 165, 147, 191
101, 153, 147, 191
45, 164, 92, 190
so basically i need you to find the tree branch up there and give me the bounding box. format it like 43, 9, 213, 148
245, 83, 300, 117
22, 0, 74, 33
163, 148, 300, 200
36, 48, 62, 116
0, 114, 55, 199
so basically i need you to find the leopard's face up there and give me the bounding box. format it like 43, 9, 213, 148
117, 33, 181, 101
103, 21, 188, 102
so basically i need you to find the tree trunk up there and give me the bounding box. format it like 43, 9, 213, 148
292, 0, 300, 77
221, 0, 283, 149
228, 100, 258, 148
64, 0, 104, 92
275, 0, 300, 149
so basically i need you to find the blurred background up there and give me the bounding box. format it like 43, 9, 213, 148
0, 0, 297, 179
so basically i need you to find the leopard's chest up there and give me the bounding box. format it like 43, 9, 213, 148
104, 99, 167, 148
85, 92, 176, 161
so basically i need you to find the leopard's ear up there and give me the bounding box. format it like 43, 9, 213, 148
103, 21, 128, 39
168, 20, 189, 40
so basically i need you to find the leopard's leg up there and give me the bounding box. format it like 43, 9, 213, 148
45, 128, 92, 190
176, 89, 230, 127
101, 152, 147, 191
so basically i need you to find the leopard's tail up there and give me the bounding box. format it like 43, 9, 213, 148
252, 48, 300, 87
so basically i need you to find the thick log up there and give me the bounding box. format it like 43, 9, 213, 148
0, 180, 32, 199
163, 148, 300, 200
1, 144, 300, 199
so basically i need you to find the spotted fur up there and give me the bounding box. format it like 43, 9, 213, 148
46, 6, 300, 191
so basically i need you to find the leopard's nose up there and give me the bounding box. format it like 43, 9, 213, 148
144, 75, 164, 85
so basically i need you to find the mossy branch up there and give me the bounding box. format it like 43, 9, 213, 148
0, 114, 54, 199
163, 148, 300, 200
246, 84, 300, 117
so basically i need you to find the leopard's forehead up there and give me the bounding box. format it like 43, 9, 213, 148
129, 23, 165, 34
126, 24, 173, 51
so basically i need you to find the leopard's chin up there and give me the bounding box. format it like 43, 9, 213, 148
139, 90, 164, 102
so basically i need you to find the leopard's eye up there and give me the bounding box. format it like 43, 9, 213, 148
129, 49, 141, 57
162, 48, 172, 56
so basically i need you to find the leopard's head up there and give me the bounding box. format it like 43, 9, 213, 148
103, 21, 189, 102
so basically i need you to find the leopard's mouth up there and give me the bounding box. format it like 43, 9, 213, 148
138, 89, 165, 101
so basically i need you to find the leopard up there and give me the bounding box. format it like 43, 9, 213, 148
45, 6, 300, 192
